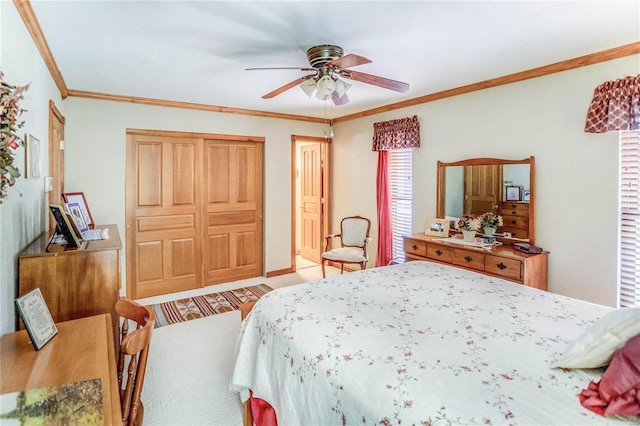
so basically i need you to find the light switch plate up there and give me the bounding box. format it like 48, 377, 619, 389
44, 176, 54, 192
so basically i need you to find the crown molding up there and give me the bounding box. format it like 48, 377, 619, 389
334, 42, 640, 123
13, 0, 69, 98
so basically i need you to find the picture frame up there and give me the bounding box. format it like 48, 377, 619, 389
66, 201, 89, 233
62, 192, 94, 229
15, 288, 58, 351
523, 189, 531, 202
425, 217, 450, 237
26, 133, 41, 179
49, 204, 81, 249
505, 186, 521, 201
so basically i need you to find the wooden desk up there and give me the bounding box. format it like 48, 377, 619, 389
1, 314, 121, 425
18, 224, 122, 341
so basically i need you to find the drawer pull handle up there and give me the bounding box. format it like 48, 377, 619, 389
464, 256, 473, 262
435, 249, 443, 256
497, 262, 507, 270
511, 210, 517, 215
412, 244, 418, 250
511, 220, 517, 225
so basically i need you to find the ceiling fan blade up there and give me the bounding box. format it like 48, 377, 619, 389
262, 75, 315, 99
247, 67, 316, 72
340, 70, 409, 93
326, 53, 371, 69
332, 91, 350, 106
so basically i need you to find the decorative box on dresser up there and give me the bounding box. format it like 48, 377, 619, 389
403, 233, 548, 291
18, 224, 122, 339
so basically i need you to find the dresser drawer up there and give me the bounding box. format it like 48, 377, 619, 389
485, 255, 522, 280
426, 244, 453, 263
502, 215, 528, 229
453, 249, 485, 270
404, 238, 427, 257
501, 202, 529, 217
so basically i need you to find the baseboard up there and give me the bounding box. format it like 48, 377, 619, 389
266, 267, 293, 278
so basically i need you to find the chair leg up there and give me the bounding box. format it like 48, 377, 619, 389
321, 259, 326, 278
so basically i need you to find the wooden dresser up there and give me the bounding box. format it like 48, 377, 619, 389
18, 224, 122, 338
403, 233, 548, 290
500, 201, 529, 240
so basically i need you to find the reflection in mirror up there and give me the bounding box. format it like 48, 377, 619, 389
437, 157, 535, 244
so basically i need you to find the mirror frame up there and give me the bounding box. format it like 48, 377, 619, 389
436, 156, 536, 245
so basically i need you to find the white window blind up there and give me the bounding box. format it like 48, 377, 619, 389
620, 130, 640, 307
390, 149, 412, 262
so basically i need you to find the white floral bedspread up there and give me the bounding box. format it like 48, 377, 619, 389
231, 261, 627, 425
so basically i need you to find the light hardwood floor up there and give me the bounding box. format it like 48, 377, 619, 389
137, 261, 338, 425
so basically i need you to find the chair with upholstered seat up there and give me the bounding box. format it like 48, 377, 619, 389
115, 298, 155, 426
321, 215, 371, 278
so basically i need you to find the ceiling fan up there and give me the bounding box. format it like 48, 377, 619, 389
246, 44, 410, 105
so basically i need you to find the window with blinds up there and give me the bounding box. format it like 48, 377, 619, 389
390, 149, 412, 262
620, 130, 640, 307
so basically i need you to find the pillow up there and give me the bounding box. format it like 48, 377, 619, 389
551, 307, 640, 369
579, 333, 640, 416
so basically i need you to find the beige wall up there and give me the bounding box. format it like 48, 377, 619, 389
331, 55, 639, 307
63, 98, 326, 296
1, 2, 64, 335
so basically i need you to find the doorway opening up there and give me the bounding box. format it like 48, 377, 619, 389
291, 135, 331, 272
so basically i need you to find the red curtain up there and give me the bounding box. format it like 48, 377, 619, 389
372, 116, 420, 267
585, 74, 640, 133
376, 151, 392, 266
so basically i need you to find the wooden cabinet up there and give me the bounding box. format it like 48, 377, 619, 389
18, 225, 122, 337
403, 233, 548, 290
500, 201, 529, 240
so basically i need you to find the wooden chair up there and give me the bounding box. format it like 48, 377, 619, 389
115, 298, 155, 426
321, 215, 371, 278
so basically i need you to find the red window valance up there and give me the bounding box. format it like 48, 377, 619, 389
585, 75, 640, 133
372, 116, 420, 151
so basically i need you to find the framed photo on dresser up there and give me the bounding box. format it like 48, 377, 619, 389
505, 186, 521, 201
62, 192, 94, 229
15, 288, 58, 350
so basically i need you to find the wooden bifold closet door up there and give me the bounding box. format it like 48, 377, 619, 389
126, 130, 263, 299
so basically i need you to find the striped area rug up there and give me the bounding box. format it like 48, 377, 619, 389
150, 284, 272, 328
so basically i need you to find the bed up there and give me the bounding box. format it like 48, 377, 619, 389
231, 261, 637, 425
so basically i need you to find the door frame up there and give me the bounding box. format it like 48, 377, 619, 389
48, 100, 65, 232
290, 135, 331, 272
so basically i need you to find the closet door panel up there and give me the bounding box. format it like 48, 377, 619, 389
203, 141, 263, 284
127, 135, 202, 299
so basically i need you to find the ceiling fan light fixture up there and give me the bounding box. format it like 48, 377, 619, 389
316, 90, 332, 101
299, 79, 317, 97
316, 75, 337, 96
334, 79, 351, 98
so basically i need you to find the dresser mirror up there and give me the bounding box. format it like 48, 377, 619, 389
436, 156, 535, 245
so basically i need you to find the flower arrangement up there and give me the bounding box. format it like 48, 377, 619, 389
1, 71, 29, 203
455, 214, 482, 232
480, 212, 503, 228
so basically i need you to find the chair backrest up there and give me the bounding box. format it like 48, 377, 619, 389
115, 298, 155, 426
340, 216, 371, 247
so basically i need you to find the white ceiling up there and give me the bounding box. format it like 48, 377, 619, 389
30, 1, 640, 119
